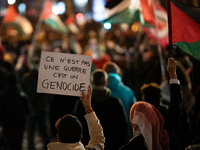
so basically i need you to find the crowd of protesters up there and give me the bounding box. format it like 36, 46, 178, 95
0, 20, 200, 150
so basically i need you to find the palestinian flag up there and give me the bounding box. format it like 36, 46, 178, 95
65, 15, 79, 34
170, 1, 200, 60
101, 0, 155, 27
41, 0, 68, 33
140, 0, 155, 27
102, 0, 140, 24
144, 3, 168, 48
2, 5, 33, 36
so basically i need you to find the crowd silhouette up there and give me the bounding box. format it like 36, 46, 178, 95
0, 19, 200, 150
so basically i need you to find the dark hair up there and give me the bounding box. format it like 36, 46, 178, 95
55, 114, 83, 143
141, 82, 161, 108
91, 69, 107, 86
102, 61, 119, 74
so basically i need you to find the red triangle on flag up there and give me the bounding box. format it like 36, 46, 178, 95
41, 0, 53, 20
171, 1, 200, 44
140, 0, 155, 26
2, 5, 18, 23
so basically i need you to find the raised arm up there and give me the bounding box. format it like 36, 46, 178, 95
81, 85, 93, 113
165, 57, 183, 149
167, 57, 177, 80
81, 85, 105, 150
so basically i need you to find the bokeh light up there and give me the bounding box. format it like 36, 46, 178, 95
103, 23, 112, 30
131, 23, 139, 32
74, 0, 88, 7
27, 9, 35, 16
52, 2, 66, 15
57, 1, 65, 14
93, 0, 105, 22
7, 0, 16, 5
18, 3, 26, 14
52, 4, 60, 15
76, 13, 84, 20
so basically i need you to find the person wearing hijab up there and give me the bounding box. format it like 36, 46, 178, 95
119, 57, 183, 150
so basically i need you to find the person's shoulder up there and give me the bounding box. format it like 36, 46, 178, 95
109, 95, 120, 101
119, 81, 133, 91
119, 135, 147, 150
118, 83, 134, 96
109, 96, 124, 106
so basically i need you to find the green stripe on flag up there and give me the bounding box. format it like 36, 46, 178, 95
44, 18, 68, 33
5, 22, 25, 34
101, 8, 140, 24
174, 41, 200, 60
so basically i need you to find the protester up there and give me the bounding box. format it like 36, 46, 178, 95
74, 69, 127, 150
122, 43, 162, 101
86, 37, 110, 69
21, 53, 50, 150
0, 73, 30, 150
141, 82, 168, 117
47, 85, 105, 150
161, 59, 195, 147
102, 61, 137, 141
49, 95, 79, 140
119, 57, 183, 150
184, 111, 200, 150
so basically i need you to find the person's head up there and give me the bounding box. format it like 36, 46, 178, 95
91, 69, 108, 86
55, 114, 83, 143
102, 61, 120, 74
140, 82, 161, 108
130, 101, 169, 150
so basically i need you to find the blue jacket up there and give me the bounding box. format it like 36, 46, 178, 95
107, 73, 137, 122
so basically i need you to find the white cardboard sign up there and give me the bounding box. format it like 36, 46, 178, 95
37, 51, 92, 97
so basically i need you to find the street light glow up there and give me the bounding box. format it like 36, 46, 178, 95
103, 23, 111, 30
18, 3, 26, 14
7, 0, 16, 5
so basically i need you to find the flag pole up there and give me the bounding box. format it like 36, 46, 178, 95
167, 0, 172, 46
152, 0, 165, 81
30, 0, 47, 58
167, 0, 173, 57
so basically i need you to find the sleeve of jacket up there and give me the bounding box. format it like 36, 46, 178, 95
84, 112, 105, 150
167, 84, 182, 131
165, 83, 183, 149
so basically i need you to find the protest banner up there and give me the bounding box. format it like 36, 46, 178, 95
37, 51, 92, 97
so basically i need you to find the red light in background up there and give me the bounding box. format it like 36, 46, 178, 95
76, 13, 84, 20
27, 9, 35, 16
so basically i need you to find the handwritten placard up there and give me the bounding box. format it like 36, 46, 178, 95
37, 51, 92, 97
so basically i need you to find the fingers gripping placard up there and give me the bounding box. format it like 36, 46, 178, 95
37, 51, 92, 97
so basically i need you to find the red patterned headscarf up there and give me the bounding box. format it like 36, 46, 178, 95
130, 101, 169, 150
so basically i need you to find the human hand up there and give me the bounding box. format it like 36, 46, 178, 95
80, 85, 93, 113
167, 57, 177, 79
185, 145, 192, 150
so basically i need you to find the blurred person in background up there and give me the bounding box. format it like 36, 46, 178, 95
21, 47, 50, 150
0, 73, 30, 150
102, 61, 137, 142
119, 57, 182, 150
74, 69, 127, 150
141, 82, 168, 118
122, 43, 162, 101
